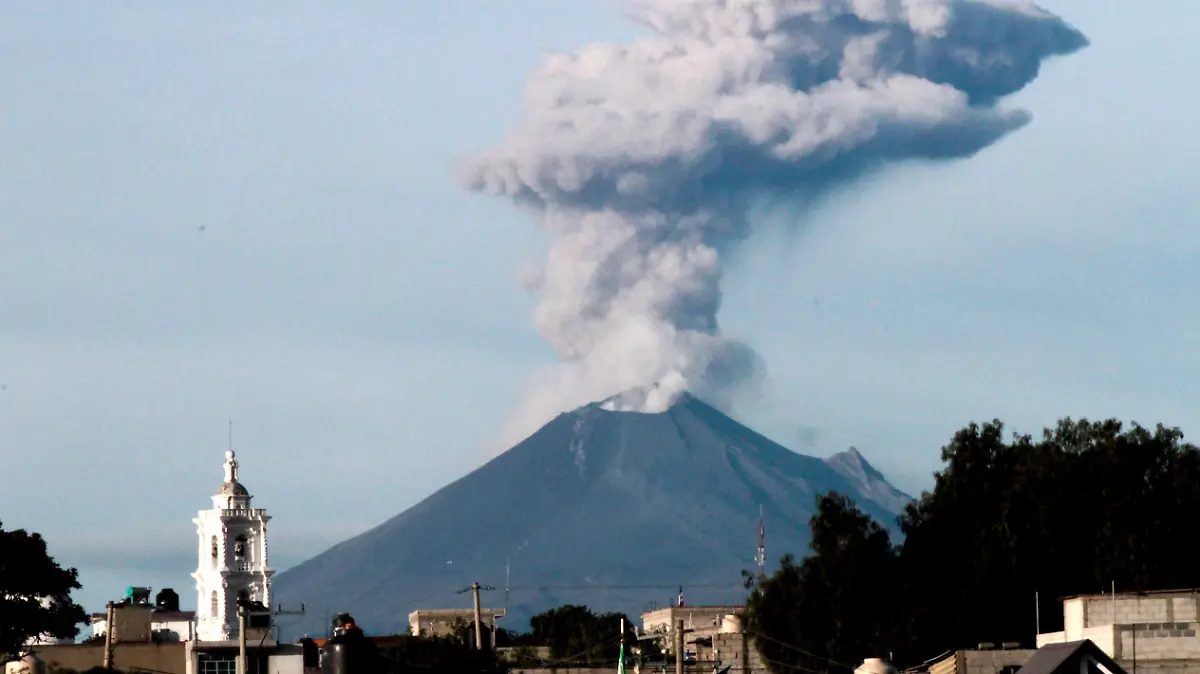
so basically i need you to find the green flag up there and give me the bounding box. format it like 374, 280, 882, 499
618, 639, 626, 674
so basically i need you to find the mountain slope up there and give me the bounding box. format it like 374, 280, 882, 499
273, 394, 910, 636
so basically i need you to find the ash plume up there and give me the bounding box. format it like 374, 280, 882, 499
459, 0, 1087, 447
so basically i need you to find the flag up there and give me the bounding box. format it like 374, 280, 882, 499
617, 639, 626, 674
677, 585, 684, 607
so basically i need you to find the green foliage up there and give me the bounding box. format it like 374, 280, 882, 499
744, 418, 1200, 673
0, 521, 88, 664
528, 604, 633, 666
744, 494, 899, 673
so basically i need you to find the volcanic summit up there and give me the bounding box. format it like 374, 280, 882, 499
273, 393, 909, 635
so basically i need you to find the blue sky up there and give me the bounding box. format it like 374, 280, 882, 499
1, 1, 1196, 615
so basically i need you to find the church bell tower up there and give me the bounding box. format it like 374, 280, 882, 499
191, 449, 273, 642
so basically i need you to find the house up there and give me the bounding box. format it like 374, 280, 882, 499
925, 643, 1038, 674
1036, 589, 1200, 674
408, 608, 506, 639
641, 605, 743, 656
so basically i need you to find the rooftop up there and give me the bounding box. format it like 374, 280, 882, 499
90, 610, 196, 622
1059, 588, 1200, 601
409, 608, 505, 617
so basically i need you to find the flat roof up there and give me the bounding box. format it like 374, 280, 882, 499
408, 608, 505, 617
1059, 588, 1200, 601
90, 610, 196, 621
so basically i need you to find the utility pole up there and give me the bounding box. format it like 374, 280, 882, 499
273, 603, 306, 643
619, 617, 625, 674
238, 605, 248, 674
676, 619, 685, 674
102, 602, 115, 670
757, 504, 766, 580
457, 583, 494, 650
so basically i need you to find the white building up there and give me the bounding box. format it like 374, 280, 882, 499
22, 597, 74, 646
190, 450, 274, 642
1037, 589, 1200, 674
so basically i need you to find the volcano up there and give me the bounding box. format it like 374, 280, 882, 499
272, 393, 910, 636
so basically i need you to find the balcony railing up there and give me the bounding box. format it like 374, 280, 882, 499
219, 508, 268, 519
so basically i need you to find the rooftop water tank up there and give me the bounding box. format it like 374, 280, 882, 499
856, 658, 899, 674
155, 588, 180, 612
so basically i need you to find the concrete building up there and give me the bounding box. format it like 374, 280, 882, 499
192, 450, 274, 642
408, 608, 506, 638
91, 608, 198, 643
928, 646, 1038, 674
1037, 589, 1200, 674
30, 641, 306, 674
710, 630, 766, 674
641, 606, 743, 656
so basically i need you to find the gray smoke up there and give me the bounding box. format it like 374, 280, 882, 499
459, 0, 1086, 447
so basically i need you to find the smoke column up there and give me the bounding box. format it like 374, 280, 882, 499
459, 0, 1087, 447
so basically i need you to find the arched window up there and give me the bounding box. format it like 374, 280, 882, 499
234, 535, 247, 560
210, 591, 219, 619
210, 536, 219, 568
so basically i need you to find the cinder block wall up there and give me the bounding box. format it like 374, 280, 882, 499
1085, 595, 1198, 627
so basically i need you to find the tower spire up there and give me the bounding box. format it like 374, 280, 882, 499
223, 421, 239, 484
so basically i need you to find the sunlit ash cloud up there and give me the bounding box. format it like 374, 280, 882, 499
458, 0, 1087, 447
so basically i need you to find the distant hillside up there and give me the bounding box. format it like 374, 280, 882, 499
273, 393, 910, 637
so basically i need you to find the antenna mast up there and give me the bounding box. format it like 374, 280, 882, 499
756, 504, 766, 579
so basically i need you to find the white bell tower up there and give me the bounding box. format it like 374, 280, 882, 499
191, 449, 273, 642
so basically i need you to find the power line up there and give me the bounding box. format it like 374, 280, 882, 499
745, 629, 855, 671
507, 582, 745, 591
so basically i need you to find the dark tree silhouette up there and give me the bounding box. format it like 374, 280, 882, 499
529, 604, 633, 665
744, 418, 1200, 673
744, 494, 899, 674
0, 522, 87, 663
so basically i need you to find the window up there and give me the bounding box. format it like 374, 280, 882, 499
210, 591, 219, 619
210, 536, 218, 567
234, 535, 247, 560
198, 655, 236, 674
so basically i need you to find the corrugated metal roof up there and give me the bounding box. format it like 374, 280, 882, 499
1015, 640, 1126, 674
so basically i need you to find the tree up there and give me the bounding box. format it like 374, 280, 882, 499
0, 522, 87, 663
745, 418, 1200, 672
529, 604, 632, 666
744, 493, 899, 674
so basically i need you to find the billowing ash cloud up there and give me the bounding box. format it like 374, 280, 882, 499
459, 0, 1086, 446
